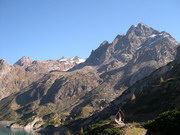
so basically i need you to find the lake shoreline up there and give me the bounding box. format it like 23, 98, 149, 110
0, 124, 42, 135
0, 121, 42, 134
0, 121, 14, 128
0, 120, 62, 135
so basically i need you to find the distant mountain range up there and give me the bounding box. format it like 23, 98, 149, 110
0, 23, 179, 134
0, 56, 85, 100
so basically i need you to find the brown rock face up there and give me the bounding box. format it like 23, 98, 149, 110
14, 56, 33, 67
0, 57, 85, 100
71, 23, 177, 74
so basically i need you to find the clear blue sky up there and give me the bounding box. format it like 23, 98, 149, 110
0, 0, 179, 64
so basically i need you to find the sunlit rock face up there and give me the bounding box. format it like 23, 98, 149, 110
14, 56, 33, 67
71, 23, 178, 74
0, 56, 85, 100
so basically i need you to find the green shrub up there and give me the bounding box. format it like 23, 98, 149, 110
102, 128, 121, 135
79, 127, 84, 135
159, 77, 164, 83
84, 120, 121, 135
66, 130, 71, 135
145, 108, 180, 135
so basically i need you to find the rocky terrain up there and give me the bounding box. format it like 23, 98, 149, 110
0, 23, 179, 134
69, 46, 180, 134
0, 56, 85, 100
14, 56, 85, 72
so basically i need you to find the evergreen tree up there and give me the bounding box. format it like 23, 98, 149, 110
160, 77, 164, 83
80, 127, 84, 135
66, 131, 71, 135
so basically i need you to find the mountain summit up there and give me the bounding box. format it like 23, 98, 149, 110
14, 56, 33, 67
72, 23, 178, 73
126, 23, 158, 36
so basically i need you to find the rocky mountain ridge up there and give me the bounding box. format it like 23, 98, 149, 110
66, 46, 180, 132
0, 56, 85, 100
14, 56, 85, 72
71, 23, 178, 74
0, 23, 179, 134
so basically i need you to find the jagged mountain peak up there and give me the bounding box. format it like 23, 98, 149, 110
100, 40, 109, 47
130, 23, 152, 30
74, 23, 178, 70
136, 22, 149, 28
0, 59, 10, 70
126, 23, 159, 37
58, 56, 85, 63
14, 56, 33, 67
71, 56, 86, 63
73, 56, 79, 59
0, 59, 11, 77
71, 56, 81, 60
19, 56, 32, 61
59, 57, 67, 61
0, 59, 8, 65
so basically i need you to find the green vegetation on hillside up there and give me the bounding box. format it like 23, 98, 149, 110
123, 76, 180, 122
80, 120, 146, 135
83, 120, 122, 135
145, 108, 180, 135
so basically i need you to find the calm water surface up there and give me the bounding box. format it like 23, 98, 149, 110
0, 125, 41, 135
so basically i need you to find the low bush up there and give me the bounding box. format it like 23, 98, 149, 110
145, 108, 180, 135
84, 120, 122, 135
